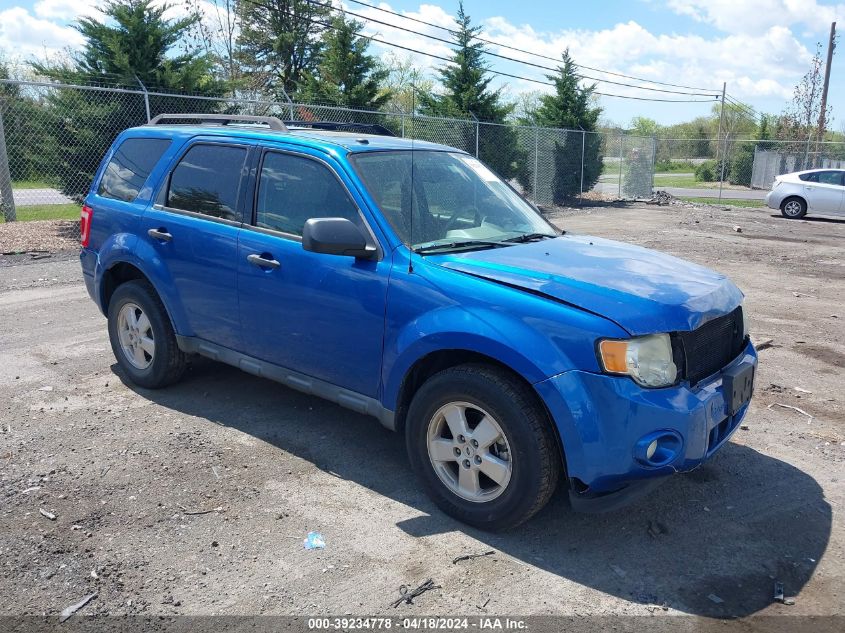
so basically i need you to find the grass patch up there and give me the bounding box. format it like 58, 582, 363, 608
1, 203, 80, 222
652, 173, 701, 187
679, 197, 765, 208
11, 179, 55, 190
601, 161, 622, 175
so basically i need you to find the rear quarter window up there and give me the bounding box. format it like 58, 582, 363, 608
98, 138, 171, 202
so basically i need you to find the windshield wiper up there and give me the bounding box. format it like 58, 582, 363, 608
503, 232, 557, 243
413, 239, 514, 254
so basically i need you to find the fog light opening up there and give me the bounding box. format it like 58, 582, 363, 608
635, 431, 683, 468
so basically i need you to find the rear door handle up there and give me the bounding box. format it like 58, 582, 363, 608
147, 228, 173, 242
247, 253, 280, 269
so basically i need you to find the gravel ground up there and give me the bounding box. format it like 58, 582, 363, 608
0, 202, 843, 627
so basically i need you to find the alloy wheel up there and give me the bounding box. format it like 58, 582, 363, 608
783, 200, 803, 217
117, 302, 155, 370
426, 401, 513, 502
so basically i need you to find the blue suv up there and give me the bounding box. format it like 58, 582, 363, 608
80, 114, 757, 529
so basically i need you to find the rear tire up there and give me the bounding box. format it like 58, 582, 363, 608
781, 197, 807, 219
405, 364, 560, 530
107, 280, 187, 389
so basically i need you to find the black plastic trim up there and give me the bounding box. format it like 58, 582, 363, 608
175, 335, 396, 431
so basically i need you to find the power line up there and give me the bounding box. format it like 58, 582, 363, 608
344, 0, 723, 94
724, 95, 761, 120
241, 0, 718, 105
300, 0, 718, 96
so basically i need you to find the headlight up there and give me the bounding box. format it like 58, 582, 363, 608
598, 333, 678, 388
742, 304, 750, 339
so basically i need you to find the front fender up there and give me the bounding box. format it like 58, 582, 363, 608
383, 314, 545, 410
95, 234, 193, 336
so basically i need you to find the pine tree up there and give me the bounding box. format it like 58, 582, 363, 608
534, 50, 601, 131
532, 49, 603, 202
420, 2, 520, 179
30, 0, 221, 200
299, 14, 390, 109
236, 0, 331, 99
35, 0, 218, 93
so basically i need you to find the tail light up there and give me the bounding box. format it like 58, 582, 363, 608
80, 205, 93, 247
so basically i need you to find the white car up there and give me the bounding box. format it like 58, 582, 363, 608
765, 169, 845, 219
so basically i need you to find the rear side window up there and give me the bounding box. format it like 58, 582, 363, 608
98, 138, 171, 202
255, 152, 359, 236
167, 144, 247, 221
817, 171, 844, 186
798, 173, 818, 182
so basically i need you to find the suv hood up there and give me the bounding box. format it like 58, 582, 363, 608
430, 235, 743, 335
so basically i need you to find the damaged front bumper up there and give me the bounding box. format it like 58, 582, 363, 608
535, 341, 757, 512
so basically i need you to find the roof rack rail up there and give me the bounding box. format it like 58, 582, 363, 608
284, 121, 396, 137
147, 113, 288, 131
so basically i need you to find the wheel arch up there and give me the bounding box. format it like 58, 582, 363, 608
99, 258, 187, 337
391, 348, 567, 475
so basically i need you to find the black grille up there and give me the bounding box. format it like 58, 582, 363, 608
677, 307, 746, 385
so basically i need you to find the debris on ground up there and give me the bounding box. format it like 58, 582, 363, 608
733, 226, 742, 233
707, 593, 724, 604
647, 520, 669, 538
452, 550, 495, 564
755, 338, 775, 351
794, 387, 812, 394
39, 508, 57, 521
303, 531, 326, 550
59, 593, 97, 622
38, 386, 53, 392
768, 402, 813, 419
773, 581, 795, 605
649, 191, 677, 206
0, 220, 79, 255
610, 564, 627, 578
178, 504, 223, 515
391, 579, 441, 608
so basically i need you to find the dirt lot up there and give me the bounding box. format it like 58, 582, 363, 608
0, 202, 843, 626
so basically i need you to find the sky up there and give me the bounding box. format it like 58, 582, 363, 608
0, 0, 843, 127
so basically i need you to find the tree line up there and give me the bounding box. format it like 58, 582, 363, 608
1, 0, 604, 204
1, 0, 841, 205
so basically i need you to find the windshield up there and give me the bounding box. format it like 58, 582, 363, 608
351, 151, 556, 251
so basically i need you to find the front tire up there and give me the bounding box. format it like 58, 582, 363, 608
405, 364, 561, 530
781, 197, 807, 219
107, 280, 187, 389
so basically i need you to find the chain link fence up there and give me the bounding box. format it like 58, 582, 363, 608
2, 78, 845, 244
654, 135, 845, 202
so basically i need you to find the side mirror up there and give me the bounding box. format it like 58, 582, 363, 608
302, 217, 377, 259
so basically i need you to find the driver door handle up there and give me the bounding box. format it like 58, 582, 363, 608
247, 253, 281, 269
147, 228, 173, 242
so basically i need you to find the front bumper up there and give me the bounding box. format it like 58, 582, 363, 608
535, 341, 757, 511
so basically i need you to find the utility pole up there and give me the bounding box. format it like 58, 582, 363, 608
816, 21, 836, 165
715, 82, 727, 168
0, 102, 16, 223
